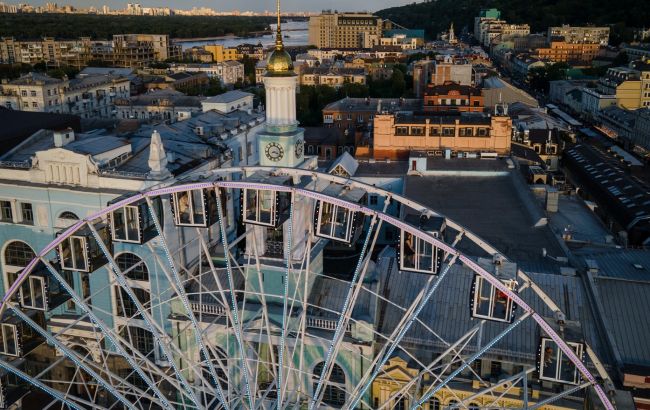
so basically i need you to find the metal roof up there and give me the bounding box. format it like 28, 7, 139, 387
594, 277, 650, 367
203, 90, 254, 105
327, 151, 359, 177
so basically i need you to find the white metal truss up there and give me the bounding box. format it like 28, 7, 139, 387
0, 167, 616, 410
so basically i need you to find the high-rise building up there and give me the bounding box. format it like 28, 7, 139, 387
308, 11, 384, 49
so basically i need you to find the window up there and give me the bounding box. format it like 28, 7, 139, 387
400, 231, 437, 274
410, 127, 424, 136
430, 127, 440, 136
442, 127, 455, 136
116, 253, 149, 281
21, 90, 27, 97
58, 236, 88, 272
313, 362, 346, 407
111, 206, 140, 243
21, 275, 45, 310
59, 211, 79, 221
429, 398, 440, 410
4, 241, 35, 268
477, 128, 488, 137
115, 286, 150, 318
0, 324, 18, 356
0, 201, 12, 222
32, 102, 38, 108
472, 276, 515, 322
395, 126, 409, 136
369, 195, 378, 206
120, 326, 154, 358
20, 203, 33, 225
539, 339, 583, 384
395, 398, 407, 410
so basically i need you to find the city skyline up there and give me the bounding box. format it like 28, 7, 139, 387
2, 0, 417, 12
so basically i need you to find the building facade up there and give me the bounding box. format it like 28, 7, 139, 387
547, 25, 610, 46
372, 111, 512, 160
0, 72, 130, 119
308, 11, 384, 49
424, 82, 485, 113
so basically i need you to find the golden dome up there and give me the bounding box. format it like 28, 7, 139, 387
266, 48, 293, 76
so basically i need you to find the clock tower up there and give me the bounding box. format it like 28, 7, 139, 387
258, 0, 304, 168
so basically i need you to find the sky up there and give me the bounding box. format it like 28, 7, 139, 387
24, 0, 417, 12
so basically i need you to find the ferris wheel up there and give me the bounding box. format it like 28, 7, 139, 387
0, 167, 617, 410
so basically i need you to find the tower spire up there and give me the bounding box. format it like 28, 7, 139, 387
275, 0, 283, 50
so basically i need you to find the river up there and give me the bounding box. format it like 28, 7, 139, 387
176, 20, 309, 50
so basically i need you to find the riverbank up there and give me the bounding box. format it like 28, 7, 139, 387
176, 20, 309, 50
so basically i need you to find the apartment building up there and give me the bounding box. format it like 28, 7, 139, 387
308, 11, 383, 49
204, 44, 239, 62
183, 46, 214, 63
597, 61, 650, 110
298, 66, 366, 88
535, 39, 601, 64
322, 97, 422, 132
0, 37, 91, 68
373, 111, 512, 160
0, 72, 130, 118
548, 25, 610, 46
169, 61, 245, 86
114, 89, 202, 122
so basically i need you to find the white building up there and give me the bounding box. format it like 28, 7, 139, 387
0, 72, 130, 119
201, 90, 254, 114
169, 61, 245, 86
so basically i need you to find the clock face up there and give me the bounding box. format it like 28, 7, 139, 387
295, 139, 304, 158
265, 142, 284, 162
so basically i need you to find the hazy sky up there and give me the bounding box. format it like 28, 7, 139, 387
25, 0, 416, 12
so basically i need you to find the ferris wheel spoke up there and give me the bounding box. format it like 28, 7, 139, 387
310, 211, 381, 410
211, 187, 256, 410
144, 198, 233, 410
8, 304, 139, 410
377, 322, 483, 410
527, 381, 592, 410
39, 258, 175, 409
277, 192, 296, 408
460, 367, 535, 409
86, 222, 203, 408
413, 312, 532, 409
0, 357, 91, 410
345, 250, 460, 410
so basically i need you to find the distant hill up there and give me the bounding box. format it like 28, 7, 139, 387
376, 0, 650, 45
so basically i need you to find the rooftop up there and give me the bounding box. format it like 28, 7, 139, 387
323, 97, 422, 113
404, 172, 565, 267
202, 90, 253, 105
0, 108, 80, 156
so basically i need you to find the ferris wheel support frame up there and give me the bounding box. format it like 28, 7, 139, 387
0, 167, 616, 410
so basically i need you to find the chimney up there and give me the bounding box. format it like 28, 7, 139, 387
53, 128, 75, 147
377, 99, 382, 113
148, 129, 171, 179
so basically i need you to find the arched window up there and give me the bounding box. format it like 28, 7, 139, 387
3, 241, 35, 269
313, 362, 346, 407
429, 398, 440, 410
2, 241, 36, 296
119, 326, 154, 358
468, 403, 480, 410
446, 399, 459, 410
59, 211, 79, 220
115, 253, 149, 281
